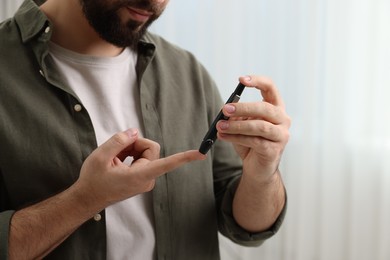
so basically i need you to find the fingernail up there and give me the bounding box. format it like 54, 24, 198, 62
224, 104, 236, 114
125, 128, 138, 138
243, 75, 251, 81
219, 121, 229, 130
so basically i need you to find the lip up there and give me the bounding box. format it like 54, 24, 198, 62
126, 7, 153, 22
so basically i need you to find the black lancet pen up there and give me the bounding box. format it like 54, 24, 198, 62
199, 83, 246, 154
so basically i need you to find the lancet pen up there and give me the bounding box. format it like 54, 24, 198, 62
199, 83, 246, 154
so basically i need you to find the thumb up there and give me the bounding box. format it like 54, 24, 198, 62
97, 129, 139, 159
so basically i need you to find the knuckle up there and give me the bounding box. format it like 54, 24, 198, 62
283, 130, 291, 143
257, 121, 272, 135
263, 102, 276, 117
111, 132, 128, 146
252, 137, 266, 148
154, 142, 161, 154
285, 115, 292, 127
144, 180, 156, 192
147, 138, 160, 152
149, 141, 161, 159
241, 103, 251, 115
137, 138, 161, 160
263, 143, 280, 158
234, 121, 244, 132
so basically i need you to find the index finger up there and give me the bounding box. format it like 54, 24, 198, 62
239, 75, 285, 108
141, 150, 206, 179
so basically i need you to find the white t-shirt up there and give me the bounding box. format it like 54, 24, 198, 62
49, 43, 156, 260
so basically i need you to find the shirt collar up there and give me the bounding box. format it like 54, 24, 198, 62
14, 0, 51, 43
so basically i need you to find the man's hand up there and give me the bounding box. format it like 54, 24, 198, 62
216, 75, 291, 183
75, 128, 205, 208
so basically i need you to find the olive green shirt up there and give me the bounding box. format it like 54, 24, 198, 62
0, 0, 286, 259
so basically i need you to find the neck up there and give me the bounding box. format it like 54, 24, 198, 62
40, 0, 124, 57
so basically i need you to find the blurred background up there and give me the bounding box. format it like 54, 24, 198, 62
2, 0, 390, 259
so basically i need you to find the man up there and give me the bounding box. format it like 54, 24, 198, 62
0, 0, 291, 259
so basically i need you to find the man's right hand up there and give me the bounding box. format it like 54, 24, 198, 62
74, 128, 205, 209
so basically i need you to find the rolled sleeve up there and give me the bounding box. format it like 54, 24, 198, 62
0, 210, 15, 260
220, 178, 287, 247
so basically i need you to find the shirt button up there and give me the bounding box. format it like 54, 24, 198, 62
44, 26, 51, 34
93, 213, 102, 222
74, 104, 82, 112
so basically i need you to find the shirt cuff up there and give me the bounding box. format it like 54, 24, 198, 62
0, 210, 15, 259
220, 177, 287, 247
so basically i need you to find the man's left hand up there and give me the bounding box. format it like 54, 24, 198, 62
216, 75, 291, 182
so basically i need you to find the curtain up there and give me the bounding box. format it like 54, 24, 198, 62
2, 1, 390, 260
152, 1, 390, 260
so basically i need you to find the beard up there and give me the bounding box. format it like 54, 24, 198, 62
79, 0, 165, 49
